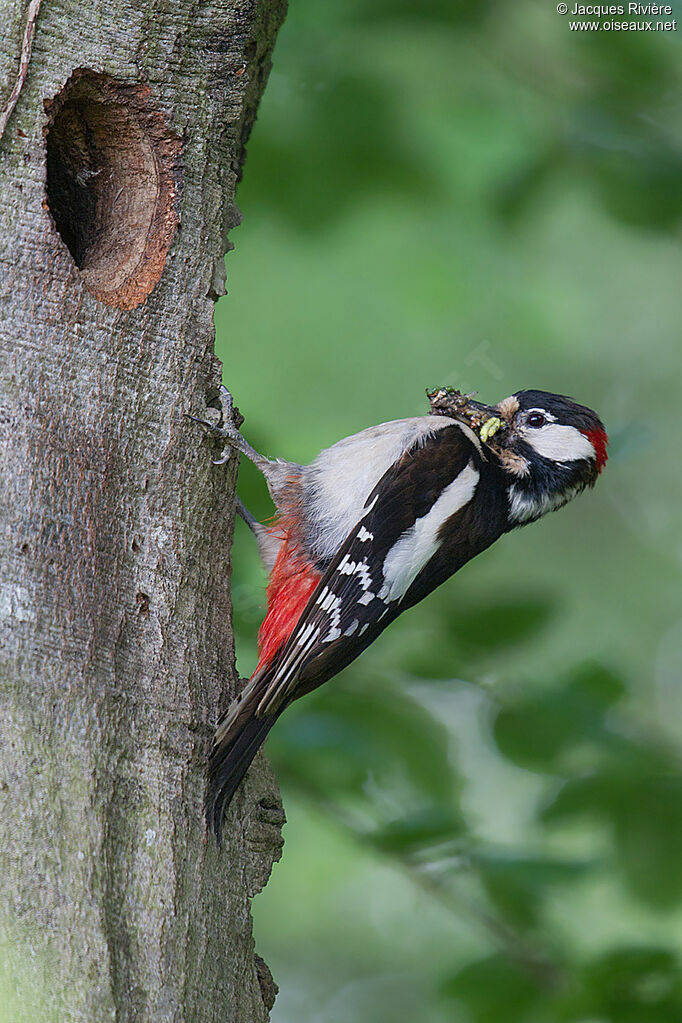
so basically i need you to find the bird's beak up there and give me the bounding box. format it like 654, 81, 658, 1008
466, 398, 500, 419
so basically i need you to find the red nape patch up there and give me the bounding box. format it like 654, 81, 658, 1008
582, 428, 608, 473
255, 532, 321, 672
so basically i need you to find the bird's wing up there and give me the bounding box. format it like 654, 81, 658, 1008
251, 421, 486, 715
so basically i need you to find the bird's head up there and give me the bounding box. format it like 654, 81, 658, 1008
466, 389, 608, 526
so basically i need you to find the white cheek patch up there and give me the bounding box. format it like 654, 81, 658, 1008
524, 423, 595, 463
379, 461, 479, 602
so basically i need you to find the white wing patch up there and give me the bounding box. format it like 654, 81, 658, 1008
302, 416, 455, 560
379, 460, 480, 602
524, 423, 595, 464
322, 553, 376, 636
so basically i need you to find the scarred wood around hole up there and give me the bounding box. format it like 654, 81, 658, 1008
44, 69, 182, 310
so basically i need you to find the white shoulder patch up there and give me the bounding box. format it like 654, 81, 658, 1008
302, 416, 456, 561
379, 460, 480, 602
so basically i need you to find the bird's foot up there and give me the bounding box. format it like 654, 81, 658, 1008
187, 385, 246, 465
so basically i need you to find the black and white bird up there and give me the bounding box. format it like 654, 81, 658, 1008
195, 386, 607, 841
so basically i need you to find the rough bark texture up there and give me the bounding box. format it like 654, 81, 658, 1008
0, 0, 287, 1020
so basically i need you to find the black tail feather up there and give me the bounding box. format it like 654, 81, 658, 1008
206, 711, 278, 844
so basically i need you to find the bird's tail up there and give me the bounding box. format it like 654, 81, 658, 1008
205, 673, 282, 844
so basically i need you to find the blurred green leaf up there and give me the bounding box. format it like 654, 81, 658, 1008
544, 773, 682, 909
493, 664, 625, 772
473, 850, 592, 930
570, 32, 674, 103
272, 680, 457, 805
567, 947, 682, 1023
367, 805, 464, 855
442, 954, 548, 1023
615, 777, 682, 909
541, 773, 611, 821
400, 595, 555, 679
590, 145, 682, 232
446, 946, 682, 1023
440, 596, 556, 659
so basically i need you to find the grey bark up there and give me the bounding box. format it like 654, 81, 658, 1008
0, 0, 287, 1020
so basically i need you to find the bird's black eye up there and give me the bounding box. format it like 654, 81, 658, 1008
526, 412, 546, 428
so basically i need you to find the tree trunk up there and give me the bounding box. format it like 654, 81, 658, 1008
0, 1, 287, 1020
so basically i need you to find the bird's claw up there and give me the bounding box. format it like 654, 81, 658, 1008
212, 447, 233, 466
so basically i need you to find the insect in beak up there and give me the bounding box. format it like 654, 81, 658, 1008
480, 416, 504, 442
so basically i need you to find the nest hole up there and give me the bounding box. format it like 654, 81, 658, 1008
45, 70, 181, 310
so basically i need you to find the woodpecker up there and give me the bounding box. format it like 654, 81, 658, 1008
194, 386, 607, 841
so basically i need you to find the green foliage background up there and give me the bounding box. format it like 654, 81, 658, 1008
214, 2, 682, 1020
